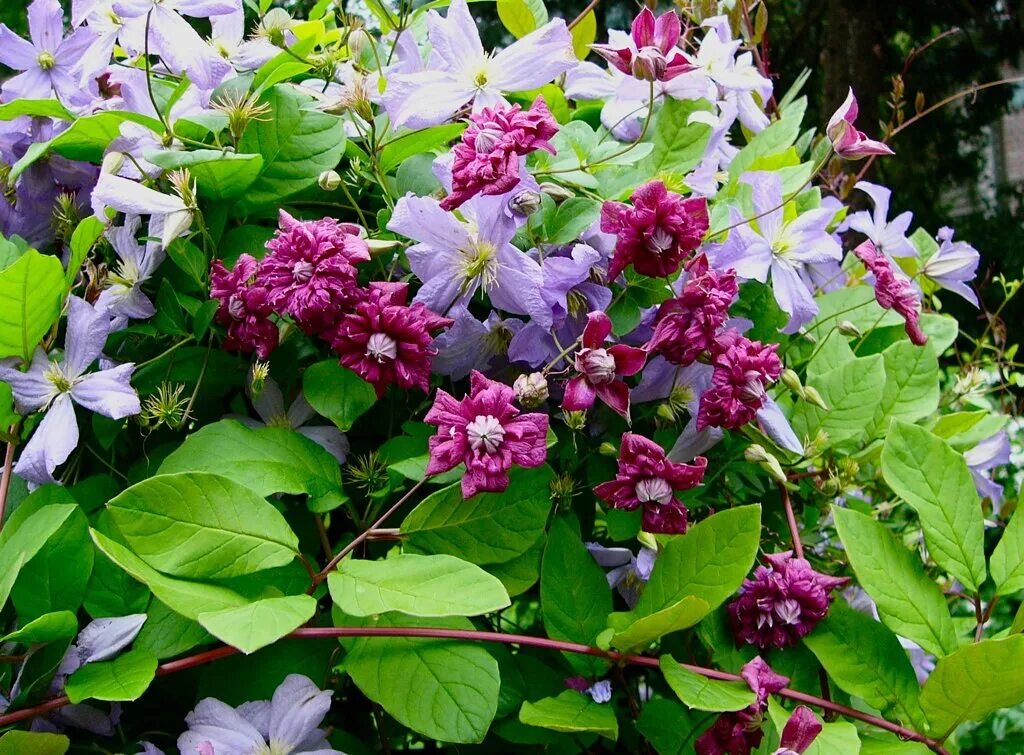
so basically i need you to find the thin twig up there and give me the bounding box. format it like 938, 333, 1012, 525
778, 482, 803, 559
0, 426, 18, 531
568, 0, 600, 31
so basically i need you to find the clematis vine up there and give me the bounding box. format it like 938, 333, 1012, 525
586, 542, 657, 608
562, 311, 646, 419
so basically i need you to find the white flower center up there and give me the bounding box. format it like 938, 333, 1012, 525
43, 361, 74, 394
365, 332, 398, 363
634, 477, 673, 505
292, 259, 314, 283
740, 371, 765, 402
645, 227, 674, 255
466, 414, 504, 454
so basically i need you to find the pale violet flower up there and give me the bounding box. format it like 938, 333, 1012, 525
382, 0, 576, 129
430, 306, 524, 380
209, 9, 280, 72
240, 378, 349, 463
72, 0, 146, 87
710, 172, 841, 333
921, 226, 980, 306
965, 429, 1009, 506
177, 674, 341, 755
95, 214, 165, 329
587, 680, 613, 703
0, 297, 141, 485
91, 173, 192, 249
845, 181, 915, 260
586, 542, 657, 608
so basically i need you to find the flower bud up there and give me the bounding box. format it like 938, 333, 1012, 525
250, 360, 271, 396
598, 442, 618, 457
101, 151, 125, 176
578, 348, 617, 385
631, 46, 668, 82
656, 403, 676, 423
780, 368, 802, 394
366, 238, 401, 257
837, 320, 862, 338
802, 386, 829, 411
509, 189, 542, 216
539, 181, 575, 204
346, 27, 368, 61
318, 170, 342, 191
745, 444, 787, 484
513, 372, 549, 407
562, 410, 587, 431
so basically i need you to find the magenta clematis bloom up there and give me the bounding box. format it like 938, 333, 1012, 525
601, 181, 709, 281
697, 330, 782, 431
728, 551, 849, 649
695, 657, 789, 755
332, 284, 453, 398
774, 706, 823, 755
646, 254, 738, 366
261, 210, 370, 335
594, 432, 707, 534
826, 88, 894, 160
591, 8, 693, 83
425, 370, 549, 498
0, 297, 140, 485
562, 311, 646, 419
854, 240, 927, 346
441, 97, 559, 211
209, 254, 279, 359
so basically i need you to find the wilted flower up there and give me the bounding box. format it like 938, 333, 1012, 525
0, 296, 140, 485
425, 370, 549, 498
514, 372, 549, 407
563, 311, 646, 419
826, 88, 894, 160
209, 254, 279, 359
591, 8, 693, 83
595, 432, 706, 534
697, 330, 782, 431
695, 657, 789, 755
91, 173, 193, 250
854, 240, 927, 346
921, 226, 980, 306
728, 551, 849, 649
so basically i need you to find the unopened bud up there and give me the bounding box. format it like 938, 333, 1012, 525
598, 442, 618, 457
513, 372, 549, 407
562, 410, 587, 430
318, 170, 342, 191
656, 403, 676, 422
366, 238, 401, 257
539, 182, 575, 203
745, 444, 787, 484
101, 151, 125, 176
780, 368, 802, 394
802, 386, 829, 411
837, 320, 862, 338
631, 46, 667, 82
346, 27, 368, 61
744, 444, 772, 464
509, 189, 542, 216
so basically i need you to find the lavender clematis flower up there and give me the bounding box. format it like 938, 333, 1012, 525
91, 173, 192, 248
0, 297, 141, 485
95, 215, 165, 329
209, 8, 280, 72
845, 181, 915, 260
586, 542, 657, 608
431, 306, 524, 380
921, 226, 980, 306
709, 172, 841, 333
177, 674, 341, 755
964, 429, 1009, 505
382, 0, 576, 129
73, 0, 146, 87
240, 378, 349, 463
0, 0, 98, 104
387, 193, 547, 322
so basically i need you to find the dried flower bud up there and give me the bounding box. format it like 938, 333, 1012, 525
837, 320, 862, 338
318, 170, 342, 191
513, 372, 549, 407
539, 181, 575, 203
509, 189, 542, 216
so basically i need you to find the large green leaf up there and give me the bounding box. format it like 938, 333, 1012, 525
197, 595, 316, 654
659, 655, 756, 712
920, 634, 1024, 739
0, 99, 75, 120
519, 690, 618, 740
65, 648, 158, 703
160, 420, 342, 498
339, 612, 500, 744
634, 505, 761, 617
0, 731, 69, 755
84, 550, 151, 619
645, 98, 714, 176
379, 124, 465, 173
0, 248, 65, 360
544, 198, 601, 245
791, 354, 885, 448
106, 472, 300, 579
608, 595, 710, 651
401, 466, 553, 565
832, 508, 957, 657
866, 340, 940, 438
881, 421, 986, 592
302, 360, 377, 432
89, 529, 249, 620
328, 553, 510, 617
237, 84, 346, 211
145, 149, 265, 199
496, 0, 548, 38
0, 611, 78, 645
991, 507, 1024, 596
0, 503, 77, 609
12, 502, 93, 621
134, 598, 212, 659
802, 601, 927, 729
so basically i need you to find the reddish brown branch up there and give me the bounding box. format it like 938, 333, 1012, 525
778, 483, 804, 559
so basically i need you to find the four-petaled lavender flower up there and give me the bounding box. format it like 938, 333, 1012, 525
563, 311, 646, 419
425, 370, 548, 498
845, 181, 915, 260
382, 0, 575, 129
591, 8, 693, 83
95, 214, 166, 330
177, 674, 342, 755
586, 542, 657, 608
921, 226, 980, 306
826, 88, 894, 160
0, 296, 141, 485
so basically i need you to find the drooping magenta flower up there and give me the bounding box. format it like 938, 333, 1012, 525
697, 330, 782, 431
425, 370, 549, 498
728, 551, 849, 649
826, 88, 894, 160
261, 210, 370, 335
854, 240, 927, 346
441, 97, 559, 211
601, 181, 709, 281
646, 254, 738, 366
921, 226, 980, 307
562, 311, 646, 419
332, 284, 453, 397
591, 8, 693, 82
209, 254, 279, 359
594, 432, 707, 534
774, 706, 823, 755
695, 657, 789, 755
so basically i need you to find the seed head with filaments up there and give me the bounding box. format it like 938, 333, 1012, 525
212, 90, 273, 143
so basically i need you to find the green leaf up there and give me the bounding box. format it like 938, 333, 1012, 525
145, 149, 264, 199
520, 690, 618, 740
645, 98, 714, 176
0, 611, 78, 645
0, 503, 77, 609
106, 472, 300, 579
791, 354, 886, 448
635, 505, 761, 617
991, 508, 1024, 596
89, 529, 249, 620
729, 97, 806, 179
608, 596, 710, 651
0, 731, 69, 755
12, 504, 93, 621
401, 466, 553, 565
802, 601, 928, 729
303, 360, 377, 432
134, 598, 212, 659
237, 84, 346, 211
84, 550, 151, 619
0, 99, 74, 120
920, 634, 1024, 738
831, 508, 957, 657
0, 248, 65, 360
65, 217, 105, 287
160, 419, 343, 498
569, 8, 596, 59
881, 420, 986, 592
496, 0, 547, 38
65, 648, 158, 703
544, 198, 601, 244
339, 612, 500, 744
328, 553, 510, 617
659, 655, 756, 712
541, 517, 613, 674
866, 340, 940, 438
197, 595, 316, 654
484, 536, 542, 597
379, 124, 465, 173
636, 697, 701, 755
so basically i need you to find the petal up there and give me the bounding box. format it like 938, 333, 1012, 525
179, 697, 266, 754
771, 260, 818, 333
582, 310, 612, 349
383, 70, 474, 129
269, 675, 332, 750
286, 392, 317, 428
667, 418, 722, 462
743, 171, 784, 241
297, 426, 349, 464
0, 349, 55, 412
561, 376, 596, 412
250, 378, 286, 424
1, 68, 53, 101
74, 614, 147, 665
426, 0, 484, 70
65, 296, 112, 377
150, 8, 232, 89
14, 393, 78, 485
609, 344, 646, 377
595, 380, 630, 419
489, 20, 576, 92
28, 0, 63, 53
779, 706, 823, 752
0, 25, 41, 70
71, 364, 140, 419
175, 0, 239, 17
92, 174, 186, 218
388, 194, 472, 252
757, 397, 803, 455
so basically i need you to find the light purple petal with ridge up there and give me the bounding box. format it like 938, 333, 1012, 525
178, 697, 266, 754
28, 0, 63, 53
383, 70, 474, 129
0, 25, 40, 70
426, 0, 483, 69
14, 393, 78, 485
65, 296, 111, 378
490, 20, 576, 92
269, 675, 334, 750
757, 397, 803, 454
0, 350, 54, 413
71, 364, 140, 419
297, 426, 349, 464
